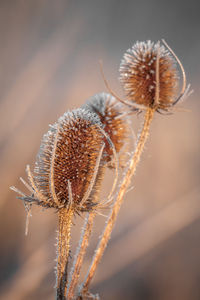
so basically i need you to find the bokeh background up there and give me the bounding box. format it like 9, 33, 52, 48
0, 1, 200, 299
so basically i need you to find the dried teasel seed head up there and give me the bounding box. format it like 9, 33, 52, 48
82, 92, 130, 168
33, 108, 106, 211
119, 40, 179, 110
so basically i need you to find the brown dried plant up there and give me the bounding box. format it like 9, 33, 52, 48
78, 40, 190, 299
67, 93, 130, 299
10, 95, 129, 299
10, 108, 109, 299
10, 39, 190, 300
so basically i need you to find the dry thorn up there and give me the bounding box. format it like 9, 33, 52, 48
19, 177, 34, 194
26, 164, 48, 203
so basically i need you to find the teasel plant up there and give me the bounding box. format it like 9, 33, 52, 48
10, 39, 191, 300
10, 94, 130, 299
78, 40, 191, 298
66, 93, 130, 299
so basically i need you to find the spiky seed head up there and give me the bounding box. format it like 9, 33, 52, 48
34, 108, 105, 211
83, 93, 130, 167
119, 40, 179, 110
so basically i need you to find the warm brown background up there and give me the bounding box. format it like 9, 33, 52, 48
0, 1, 200, 299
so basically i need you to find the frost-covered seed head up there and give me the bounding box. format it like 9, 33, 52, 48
34, 108, 105, 211
119, 40, 179, 110
83, 93, 130, 167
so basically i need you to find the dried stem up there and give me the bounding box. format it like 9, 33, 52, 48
56, 207, 74, 300
67, 212, 96, 299
79, 107, 155, 296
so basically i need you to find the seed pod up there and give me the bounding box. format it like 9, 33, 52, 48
10, 108, 112, 298
11, 108, 110, 213
119, 40, 179, 110
83, 92, 130, 168
35, 108, 108, 211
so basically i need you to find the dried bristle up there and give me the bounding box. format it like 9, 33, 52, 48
34, 108, 105, 210
83, 93, 130, 167
119, 40, 179, 109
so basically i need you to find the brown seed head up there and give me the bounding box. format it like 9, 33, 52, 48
83, 93, 130, 167
119, 40, 179, 110
34, 108, 105, 211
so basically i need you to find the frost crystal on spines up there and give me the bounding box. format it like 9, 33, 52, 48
34, 108, 105, 210
119, 40, 179, 110
83, 92, 130, 167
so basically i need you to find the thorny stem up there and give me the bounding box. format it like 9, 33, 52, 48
67, 212, 96, 299
56, 207, 74, 300
80, 107, 155, 295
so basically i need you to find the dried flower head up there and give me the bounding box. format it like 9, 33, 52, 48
83, 92, 130, 167
119, 40, 184, 111
11, 108, 111, 213
10, 107, 120, 298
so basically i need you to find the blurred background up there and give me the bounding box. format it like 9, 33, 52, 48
0, 1, 200, 299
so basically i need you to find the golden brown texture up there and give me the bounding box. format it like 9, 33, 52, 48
119, 41, 178, 110
83, 93, 130, 167
33, 108, 105, 211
